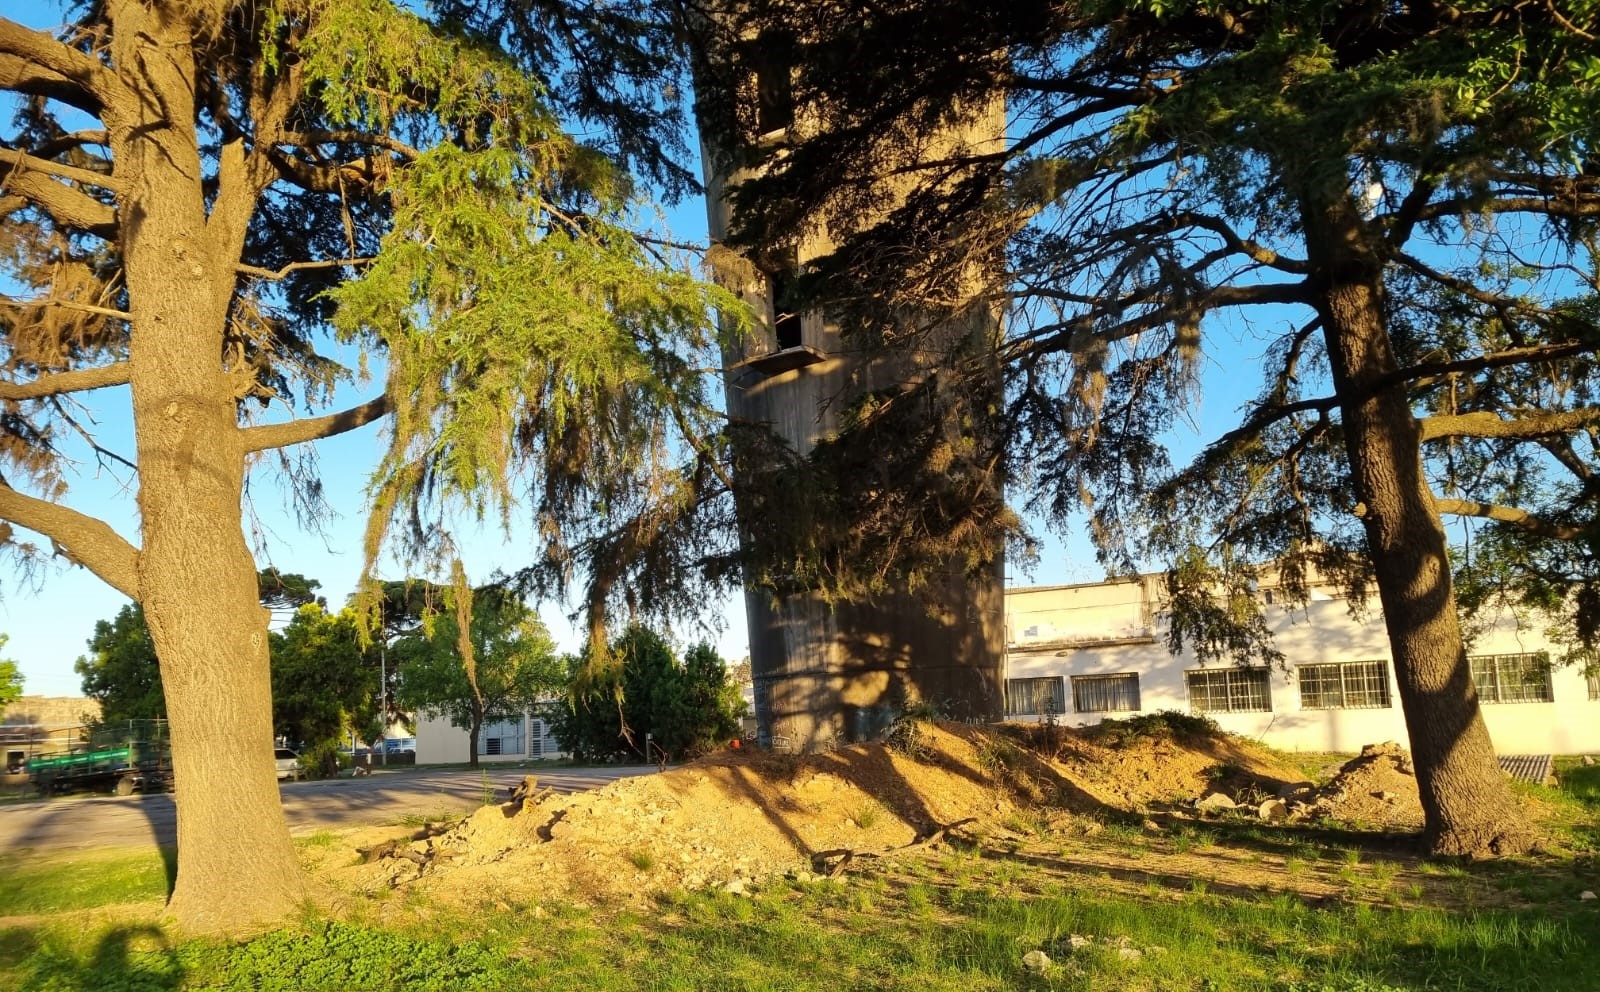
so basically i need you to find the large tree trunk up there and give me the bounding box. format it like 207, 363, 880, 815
1303, 190, 1529, 857
110, 3, 307, 931
468, 710, 482, 769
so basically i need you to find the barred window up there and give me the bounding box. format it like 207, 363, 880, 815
480, 717, 525, 756
1006, 677, 1066, 717
1071, 674, 1141, 713
1298, 661, 1392, 710
1470, 653, 1554, 704
1186, 668, 1272, 713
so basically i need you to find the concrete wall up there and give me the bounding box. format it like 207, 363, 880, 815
1004, 579, 1600, 755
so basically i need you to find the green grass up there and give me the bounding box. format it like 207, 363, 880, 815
4, 841, 1599, 992
0, 851, 171, 915
1556, 763, 1600, 809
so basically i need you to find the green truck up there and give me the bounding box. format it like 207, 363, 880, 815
26, 721, 174, 796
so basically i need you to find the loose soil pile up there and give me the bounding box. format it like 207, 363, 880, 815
1307, 742, 1425, 829
328, 718, 1326, 909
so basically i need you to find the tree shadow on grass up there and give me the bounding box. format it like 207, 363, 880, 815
17, 924, 182, 992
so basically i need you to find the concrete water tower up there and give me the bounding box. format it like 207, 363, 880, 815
695, 24, 1006, 751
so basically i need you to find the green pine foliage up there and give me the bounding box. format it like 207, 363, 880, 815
551, 627, 745, 763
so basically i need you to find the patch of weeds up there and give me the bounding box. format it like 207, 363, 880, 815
1084, 710, 1222, 747
628, 849, 657, 871
851, 802, 881, 830
1366, 860, 1400, 889
299, 830, 343, 848
1002, 807, 1050, 839
903, 883, 934, 914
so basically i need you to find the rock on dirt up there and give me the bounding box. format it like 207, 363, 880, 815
1258, 798, 1289, 822
1196, 792, 1238, 815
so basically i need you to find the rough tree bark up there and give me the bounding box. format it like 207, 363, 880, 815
468, 710, 482, 769
110, 3, 306, 929
1302, 187, 1529, 857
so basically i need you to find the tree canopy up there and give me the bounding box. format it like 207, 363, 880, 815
269, 603, 382, 768
74, 604, 163, 725
0, 635, 23, 709
0, 0, 734, 930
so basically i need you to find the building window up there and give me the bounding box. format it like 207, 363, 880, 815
1185, 668, 1272, 713
749, 34, 794, 135
1298, 660, 1392, 710
480, 717, 525, 756
1470, 653, 1554, 704
1589, 667, 1600, 701
1006, 676, 1065, 717
1071, 673, 1141, 713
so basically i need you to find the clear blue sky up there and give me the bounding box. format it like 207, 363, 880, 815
0, 1, 1267, 699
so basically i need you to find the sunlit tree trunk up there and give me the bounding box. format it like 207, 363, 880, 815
111, 2, 306, 931
1303, 186, 1528, 857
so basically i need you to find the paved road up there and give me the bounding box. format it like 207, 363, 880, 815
0, 766, 658, 854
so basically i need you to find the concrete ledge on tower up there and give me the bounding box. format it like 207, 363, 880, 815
734, 345, 826, 377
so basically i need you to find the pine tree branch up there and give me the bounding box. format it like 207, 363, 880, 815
0, 166, 118, 237
0, 361, 131, 400
0, 52, 102, 115
0, 295, 130, 322
0, 482, 140, 598
238, 394, 392, 453
1419, 407, 1600, 442
1162, 210, 1309, 273
1385, 340, 1597, 390
0, 146, 122, 192
0, 18, 124, 116
1413, 194, 1600, 222
277, 130, 421, 161
1432, 497, 1584, 541
235, 257, 375, 282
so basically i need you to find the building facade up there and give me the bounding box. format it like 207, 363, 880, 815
413, 710, 567, 766
1004, 576, 1600, 755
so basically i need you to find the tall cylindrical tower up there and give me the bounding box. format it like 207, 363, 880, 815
696, 25, 1006, 751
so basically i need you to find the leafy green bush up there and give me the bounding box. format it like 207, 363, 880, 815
551, 627, 744, 763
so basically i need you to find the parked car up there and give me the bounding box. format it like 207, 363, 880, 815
273, 747, 301, 781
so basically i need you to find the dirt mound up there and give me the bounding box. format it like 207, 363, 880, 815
1022, 717, 1306, 809
327, 719, 1310, 909
1308, 742, 1424, 829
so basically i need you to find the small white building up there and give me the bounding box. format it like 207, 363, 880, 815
1004, 574, 1600, 755
414, 709, 567, 765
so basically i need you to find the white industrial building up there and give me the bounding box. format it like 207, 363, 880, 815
414, 709, 567, 766
415, 575, 1597, 762
1004, 574, 1599, 755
